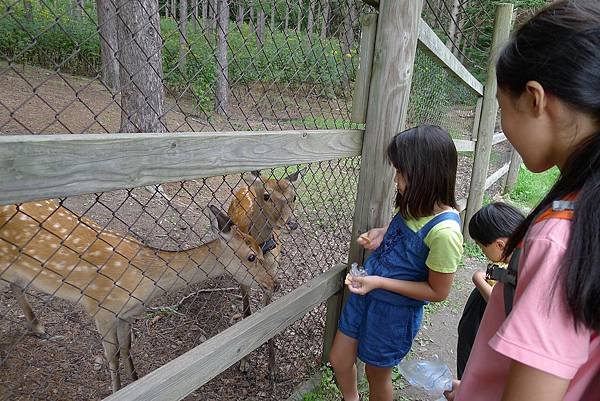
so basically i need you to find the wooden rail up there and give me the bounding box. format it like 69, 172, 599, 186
417, 18, 484, 97
485, 162, 510, 191
0, 130, 363, 205
103, 264, 346, 401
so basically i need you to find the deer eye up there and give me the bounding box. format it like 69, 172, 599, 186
293, 195, 297, 202
247, 253, 256, 262
263, 193, 271, 202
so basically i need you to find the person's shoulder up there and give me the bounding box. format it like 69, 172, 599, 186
527, 216, 571, 248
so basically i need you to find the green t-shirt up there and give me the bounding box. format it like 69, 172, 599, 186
405, 210, 463, 274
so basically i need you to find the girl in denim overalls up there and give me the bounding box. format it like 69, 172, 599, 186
329, 125, 463, 401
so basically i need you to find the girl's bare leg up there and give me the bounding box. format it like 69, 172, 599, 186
329, 330, 360, 401
365, 364, 393, 401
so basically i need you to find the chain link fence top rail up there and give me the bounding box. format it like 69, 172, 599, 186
0, 0, 367, 400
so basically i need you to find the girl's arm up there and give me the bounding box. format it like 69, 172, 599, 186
348, 270, 454, 302
472, 270, 493, 302
501, 361, 569, 401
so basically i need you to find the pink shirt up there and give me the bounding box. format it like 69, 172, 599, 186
456, 217, 600, 401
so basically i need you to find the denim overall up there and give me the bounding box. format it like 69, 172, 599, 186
338, 211, 461, 367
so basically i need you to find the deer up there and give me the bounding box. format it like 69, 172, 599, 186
227, 169, 304, 378
0, 199, 276, 393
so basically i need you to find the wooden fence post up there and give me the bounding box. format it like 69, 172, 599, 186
462, 3, 513, 239
503, 148, 522, 193
322, 13, 378, 363
322, 0, 424, 363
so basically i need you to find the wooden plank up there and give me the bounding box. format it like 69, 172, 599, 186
454, 139, 475, 152
417, 19, 484, 96
0, 129, 363, 205
103, 264, 346, 401
485, 162, 510, 191
492, 132, 507, 145
351, 13, 378, 124
471, 97, 483, 141
463, 4, 514, 239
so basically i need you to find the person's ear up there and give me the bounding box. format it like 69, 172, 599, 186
524, 80, 547, 118
495, 237, 508, 252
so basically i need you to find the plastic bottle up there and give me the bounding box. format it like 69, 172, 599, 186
398, 357, 452, 401
349, 262, 367, 288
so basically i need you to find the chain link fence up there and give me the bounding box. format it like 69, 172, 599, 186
0, 1, 496, 400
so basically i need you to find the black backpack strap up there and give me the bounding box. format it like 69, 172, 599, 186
503, 248, 521, 316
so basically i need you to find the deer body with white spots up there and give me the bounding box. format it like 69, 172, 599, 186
227, 169, 303, 378
0, 200, 275, 392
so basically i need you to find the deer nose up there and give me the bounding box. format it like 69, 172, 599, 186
286, 218, 299, 231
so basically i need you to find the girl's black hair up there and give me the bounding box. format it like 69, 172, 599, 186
387, 125, 457, 219
469, 203, 525, 246
497, 0, 600, 331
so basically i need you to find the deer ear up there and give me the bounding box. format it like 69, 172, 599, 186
208, 205, 233, 236
285, 167, 306, 183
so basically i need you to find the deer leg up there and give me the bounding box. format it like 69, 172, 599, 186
238, 284, 252, 373
10, 283, 47, 337
97, 319, 122, 392
117, 319, 138, 381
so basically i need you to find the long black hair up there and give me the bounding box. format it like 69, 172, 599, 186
498, 0, 600, 331
387, 125, 457, 219
469, 202, 525, 246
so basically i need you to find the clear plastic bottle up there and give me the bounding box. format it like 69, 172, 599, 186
349, 262, 367, 288
397, 357, 452, 401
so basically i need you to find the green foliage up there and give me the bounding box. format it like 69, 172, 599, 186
463, 241, 486, 260
301, 365, 341, 401
0, 2, 358, 113
508, 165, 559, 208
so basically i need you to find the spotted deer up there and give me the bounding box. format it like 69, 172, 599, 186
0, 200, 275, 392
228, 169, 304, 376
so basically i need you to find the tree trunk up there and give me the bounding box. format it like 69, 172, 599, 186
321, 0, 330, 38
97, 0, 120, 91
116, 0, 166, 133
270, 0, 275, 30
306, 0, 314, 45
341, 1, 357, 84
192, 0, 198, 31
179, 0, 187, 74
284, 5, 289, 32
446, 0, 460, 51
214, 0, 229, 115
237, 2, 244, 26
208, 0, 216, 35
296, 0, 302, 32
171, 0, 176, 18
249, 3, 254, 32
202, 0, 208, 29
257, 9, 265, 46
23, 0, 33, 23
342, 1, 356, 55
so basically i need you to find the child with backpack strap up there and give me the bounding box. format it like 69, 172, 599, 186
445, 1, 600, 400
456, 203, 525, 380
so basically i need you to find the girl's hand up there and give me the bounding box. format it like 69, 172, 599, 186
357, 227, 386, 250
345, 274, 380, 295
444, 379, 460, 401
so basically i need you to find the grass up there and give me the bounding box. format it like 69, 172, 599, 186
508, 165, 560, 208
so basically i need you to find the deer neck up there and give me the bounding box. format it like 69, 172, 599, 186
248, 206, 276, 245
141, 239, 227, 294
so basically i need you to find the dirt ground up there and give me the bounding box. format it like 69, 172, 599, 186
0, 64, 509, 401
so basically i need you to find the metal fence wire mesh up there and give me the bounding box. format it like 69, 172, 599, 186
0, 0, 496, 400
0, 0, 367, 399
